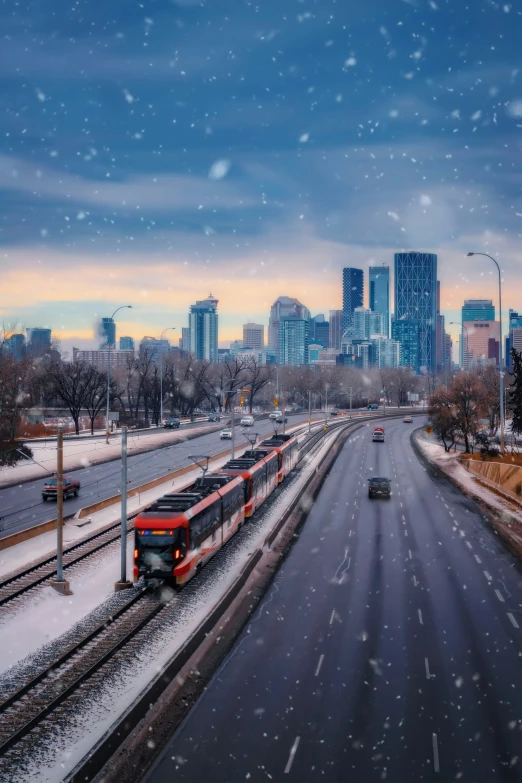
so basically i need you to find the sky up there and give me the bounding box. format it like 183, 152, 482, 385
1, 0, 522, 357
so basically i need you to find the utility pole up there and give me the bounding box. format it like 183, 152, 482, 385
50, 427, 71, 595
325, 385, 328, 428
349, 387, 353, 419
308, 390, 311, 433
105, 304, 133, 444
115, 426, 132, 591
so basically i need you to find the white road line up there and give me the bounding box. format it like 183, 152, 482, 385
402, 515, 406, 521
432, 732, 440, 773
474, 554, 482, 564
483, 570, 492, 582
284, 736, 300, 774
418, 609, 424, 626
404, 529, 408, 537
329, 609, 335, 625
413, 575, 418, 587
315, 654, 324, 677
424, 657, 431, 680
495, 589, 505, 603
466, 541, 473, 549
507, 613, 519, 629
408, 550, 412, 560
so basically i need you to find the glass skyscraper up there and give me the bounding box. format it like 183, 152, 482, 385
100, 317, 116, 349
394, 252, 437, 372
278, 316, 309, 365
391, 319, 421, 373
369, 265, 390, 337
189, 294, 219, 362
342, 268, 364, 331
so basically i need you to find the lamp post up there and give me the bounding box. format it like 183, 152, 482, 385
159, 327, 176, 426
449, 321, 470, 372
105, 305, 132, 444
467, 252, 505, 455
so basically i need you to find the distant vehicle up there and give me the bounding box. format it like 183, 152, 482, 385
164, 417, 181, 429
330, 408, 341, 416
403, 416, 413, 423
220, 428, 233, 439
368, 403, 379, 410
269, 411, 281, 420
368, 477, 391, 499
240, 415, 255, 427
42, 475, 80, 501
274, 414, 288, 424
208, 412, 221, 422
372, 427, 385, 442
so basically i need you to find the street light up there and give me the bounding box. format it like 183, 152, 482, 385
449, 321, 470, 371
467, 252, 505, 454
159, 327, 176, 426
105, 305, 133, 444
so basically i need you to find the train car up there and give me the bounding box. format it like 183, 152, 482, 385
257, 433, 299, 483
133, 473, 245, 586
217, 447, 279, 518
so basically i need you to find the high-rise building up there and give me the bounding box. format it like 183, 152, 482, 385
329, 310, 344, 351
119, 336, 134, 350
342, 268, 364, 330
26, 327, 52, 358
6, 333, 26, 360
180, 327, 190, 353
353, 307, 385, 340
370, 336, 401, 368
369, 265, 390, 336
243, 323, 264, 350
506, 311, 522, 368
444, 332, 453, 368
72, 348, 135, 371
464, 320, 500, 368
100, 317, 116, 349
461, 300, 495, 367
188, 294, 219, 362
278, 316, 309, 365
310, 315, 329, 348
394, 252, 437, 372
392, 318, 421, 374
268, 297, 310, 360
139, 337, 171, 362
229, 340, 244, 356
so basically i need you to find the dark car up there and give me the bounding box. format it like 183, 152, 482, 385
164, 417, 181, 429
330, 408, 341, 416
42, 476, 80, 501
368, 477, 391, 499
208, 412, 221, 422
274, 414, 288, 423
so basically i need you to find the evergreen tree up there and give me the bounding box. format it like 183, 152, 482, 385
509, 348, 522, 436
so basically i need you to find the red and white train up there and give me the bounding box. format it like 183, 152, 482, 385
133, 433, 299, 586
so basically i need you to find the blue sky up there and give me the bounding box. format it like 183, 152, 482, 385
1, 0, 521, 354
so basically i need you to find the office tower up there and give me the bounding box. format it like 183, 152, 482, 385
188, 294, 219, 362
119, 336, 134, 350
353, 307, 386, 340
394, 252, 437, 372
309, 315, 329, 348
342, 268, 364, 330
392, 318, 421, 374
100, 317, 116, 349
369, 265, 390, 336
506, 311, 522, 368
229, 339, 244, 356
460, 300, 495, 367
180, 327, 190, 352
463, 320, 500, 368
26, 327, 52, 358
370, 337, 401, 369
444, 332, 453, 368
243, 323, 264, 350
268, 297, 310, 360
139, 337, 171, 363
278, 316, 309, 365
73, 347, 135, 371
329, 310, 344, 351
6, 333, 26, 360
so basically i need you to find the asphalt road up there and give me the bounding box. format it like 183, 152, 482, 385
145, 417, 522, 783
0, 413, 318, 539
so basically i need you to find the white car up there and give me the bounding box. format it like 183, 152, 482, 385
240, 415, 255, 427
220, 428, 233, 439
403, 416, 413, 423
269, 411, 281, 420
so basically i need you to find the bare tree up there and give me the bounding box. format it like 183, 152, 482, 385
48, 361, 93, 434
83, 366, 110, 435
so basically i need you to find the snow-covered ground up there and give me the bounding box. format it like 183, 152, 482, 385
0, 421, 345, 783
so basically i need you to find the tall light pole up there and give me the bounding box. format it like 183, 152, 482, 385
159, 327, 176, 426
105, 305, 133, 444
467, 252, 505, 455
449, 321, 470, 371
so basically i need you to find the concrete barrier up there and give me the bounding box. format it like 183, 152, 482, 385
463, 458, 522, 504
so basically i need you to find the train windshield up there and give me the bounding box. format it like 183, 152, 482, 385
137, 528, 186, 570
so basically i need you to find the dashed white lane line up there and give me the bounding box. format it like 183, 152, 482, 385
329, 609, 335, 625
284, 736, 300, 774
432, 732, 440, 773
466, 541, 473, 550
507, 613, 519, 629
474, 554, 482, 564
408, 550, 413, 560
495, 589, 505, 603
424, 657, 431, 680
418, 609, 424, 626
484, 570, 492, 582
315, 654, 324, 677
413, 575, 418, 587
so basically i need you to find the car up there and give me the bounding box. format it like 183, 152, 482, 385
240, 415, 255, 427
164, 417, 181, 429
330, 408, 341, 416
269, 411, 281, 420
220, 428, 233, 439
372, 427, 385, 442
208, 412, 221, 422
368, 404, 379, 410
42, 475, 80, 501
368, 477, 391, 499
403, 416, 413, 423
274, 414, 288, 424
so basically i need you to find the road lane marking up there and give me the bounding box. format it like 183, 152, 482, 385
404, 529, 408, 537
284, 736, 300, 774
495, 589, 505, 603
474, 555, 482, 564
413, 575, 418, 587
424, 657, 431, 680
507, 613, 519, 629
466, 541, 473, 549
408, 550, 412, 560
483, 570, 492, 582
315, 654, 324, 677
432, 733, 440, 773
329, 609, 335, 625
418, 609, 424, 625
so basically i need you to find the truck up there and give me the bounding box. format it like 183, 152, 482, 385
372, 426, 385, 442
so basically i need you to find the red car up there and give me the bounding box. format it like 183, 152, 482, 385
42, 475, 81, 501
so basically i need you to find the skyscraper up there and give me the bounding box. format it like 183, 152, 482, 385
278, 316, 309, 365
26, 327, 52, 358
342, 268, 364, 330
394, 252, 437, 372
353, 308, 385, 340
463, 320, 500, 368
369, 265, 390, 336
268, 297, 310, 360
329, 310, 344, 351
100, 317, 116, 349
188, 294, 219, 362
392, 318, 421, 374
180, 327, 190, 353
460, 300, 495, 366
6, 333, 26, 360
310, 315, 329, 348
119, 336, 134, 350
243, 323, 264, 350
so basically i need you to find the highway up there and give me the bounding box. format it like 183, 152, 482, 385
0, 413, 318, 539
145, 417, 522, 783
